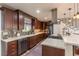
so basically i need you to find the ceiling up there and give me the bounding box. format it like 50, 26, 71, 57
0, 3, 74, 22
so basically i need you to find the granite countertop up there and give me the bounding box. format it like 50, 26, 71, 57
41, 33, 79, 49
2, 32, 45, 42
41, 38, 65, 49
62, 34, 79, 46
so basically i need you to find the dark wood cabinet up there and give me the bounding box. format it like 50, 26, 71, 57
2, 7, 14, 30
15, 10, 24, 30
74, 46, 79, 55
5, 33, 47, 56
28, 33, 46, 49
13, 11, 18, 30
32, 18, 49, 31
35, 19, 39, 29
42, 22, 48, 30
36, 34, 43, 43
42, 45, 65, 56
18, 11, 24, 30
32, 18, 43, 30
15, 10, 33, 30
29, 36, 36, 49
7, 40, 18, 56
1, 7, 44, 31
1, 8, 33, 30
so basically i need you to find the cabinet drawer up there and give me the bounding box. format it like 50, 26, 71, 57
8, 41, 17, 50
8, 49, 16, 53
7, 40, 17, 56
42, 45, 65, 56
8, 41, 17, 45
8, 45, 17, 49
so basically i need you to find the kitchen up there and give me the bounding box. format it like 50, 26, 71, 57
0, 3, 79, 56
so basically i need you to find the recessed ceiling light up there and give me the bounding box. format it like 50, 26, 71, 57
44, 17, 48, 20
36, 9, 40, 14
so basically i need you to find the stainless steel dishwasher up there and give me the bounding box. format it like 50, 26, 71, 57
18, 38, 27, 55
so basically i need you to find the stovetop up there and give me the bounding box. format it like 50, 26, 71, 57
48, 34, 63, 40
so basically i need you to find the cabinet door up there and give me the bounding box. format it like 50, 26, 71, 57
27, 37, 30, 50
13, 11, 18, 30
74, 46, 79, 55
19, 11, 24, 30
7, 40, 18, 56
29, 36, 36, 49
34, 19, 41, 29
36, 35, 40, 43
3, 8, 13, 30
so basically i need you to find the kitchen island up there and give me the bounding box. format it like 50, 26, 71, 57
41, 38, 65, 56
41, 33, 79, 56
62, 34, 79, 56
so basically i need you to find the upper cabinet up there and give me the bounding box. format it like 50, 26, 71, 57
34, 18, 43, 30
15, 10, 33, 30
1, 7, 14, 30
42, 22, 48, 30
32, 17, 49, 32
1, 7, 45, 32
13, 11, 18, 30
16, 10, 24, 30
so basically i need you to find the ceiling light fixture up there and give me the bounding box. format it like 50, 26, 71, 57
44, 17, 48, 20
73, 3, 76, 19
68, 8, 72, 22
69, 19, 72, 22
64, 13, 66, 22
36, 9, 40, 14
73, 14, 76, 19
75, 3, 79, 19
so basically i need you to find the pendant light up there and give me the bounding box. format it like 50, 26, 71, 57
76, 3, 79, 19
68, 8, 72, 23
64, 13, 66, 23
64, 13, 66, 18
73, 3, 76, 19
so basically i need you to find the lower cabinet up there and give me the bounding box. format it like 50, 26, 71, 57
36, 35, 40, 43
29, 36, 36, 49
27, 33, 47, 49
74, 46, 79, 55
7, 40, 18, 56
6, 33, 48, 56
42, 45, 65, 56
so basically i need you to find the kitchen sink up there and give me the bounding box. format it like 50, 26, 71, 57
48, 34, 63, 40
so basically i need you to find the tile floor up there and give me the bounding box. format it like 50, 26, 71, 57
22, 42, 42, 56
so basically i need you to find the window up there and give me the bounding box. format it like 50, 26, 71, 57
23, 17, 32, 32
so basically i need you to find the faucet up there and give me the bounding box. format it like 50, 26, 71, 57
62, 27, 70, 36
